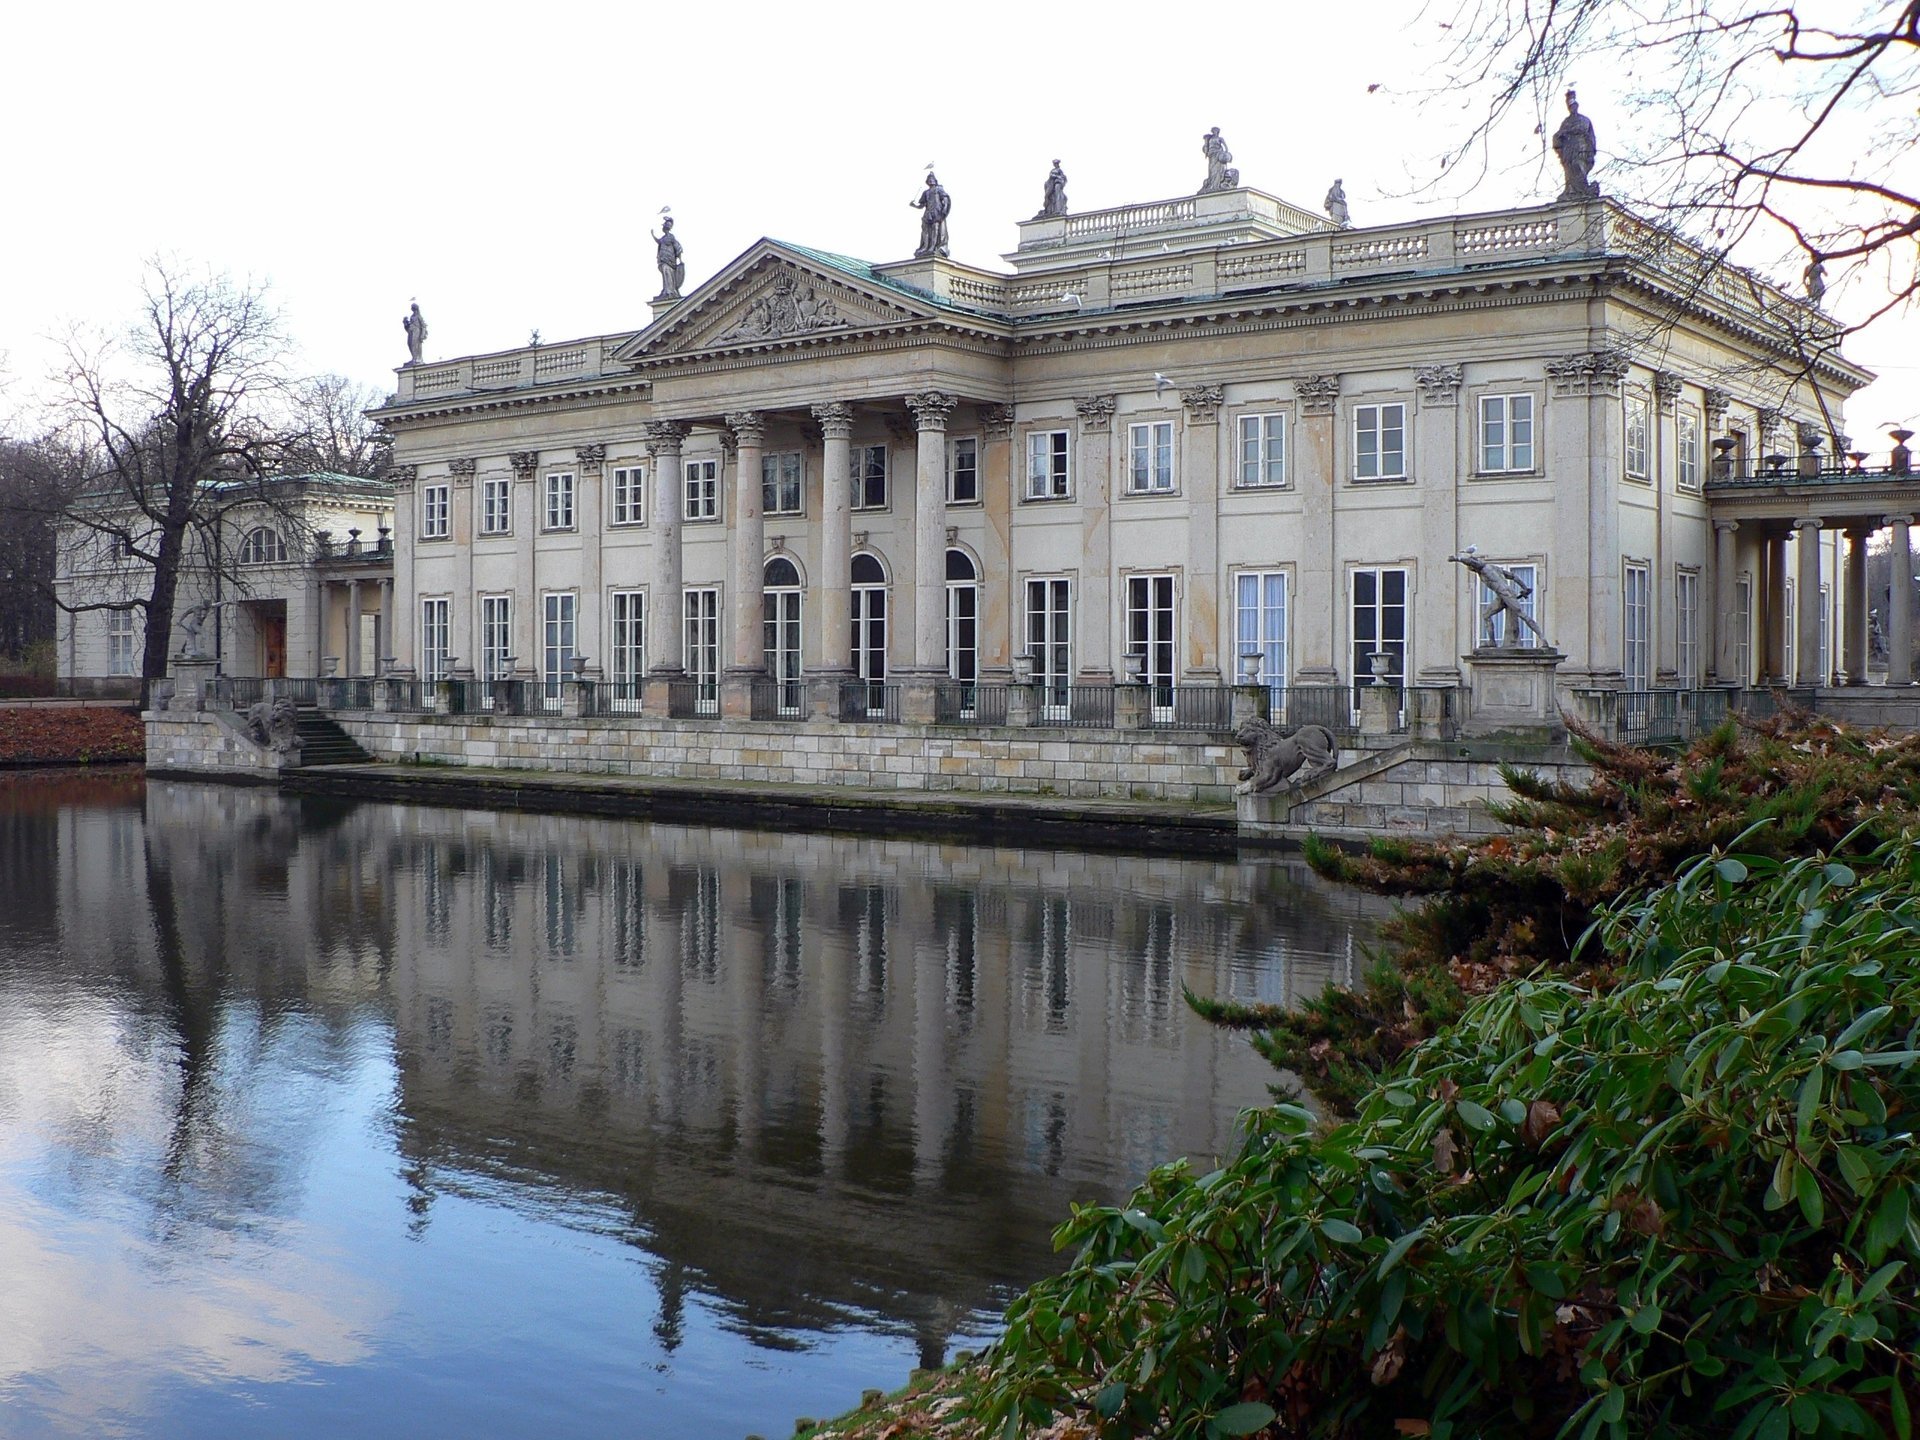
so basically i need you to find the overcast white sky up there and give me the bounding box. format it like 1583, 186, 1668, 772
2, 0, 1912, 441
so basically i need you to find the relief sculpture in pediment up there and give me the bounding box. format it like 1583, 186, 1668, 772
717, 269, 852, 343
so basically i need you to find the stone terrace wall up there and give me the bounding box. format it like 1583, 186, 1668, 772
333, 713, 1239, 804
145, 709, 293, 782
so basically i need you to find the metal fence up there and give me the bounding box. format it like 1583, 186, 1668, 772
587, 679, 644, 716
1603, 687, 1814, 745
668, 680, 717, 719
1032, 685, 1116, 728
750, 678, 807, 720
934, 682, 1010, 725
1143, 685, 1235, 732
838, 680, 900, 723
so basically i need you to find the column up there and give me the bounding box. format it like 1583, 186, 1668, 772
1888, 514, 1913, 685
377, 578, 393, 671
389, 466, 417, 675
1764, 531, 1789, 683
1412, 366, 1462, 683
644, 422, 688, 677
1180, 385, 1225, 679
1713, 520, 1739, 685
576, 444, 607, 677
449, 458, 477, 673
1293, 375, 1340, 683
1074, 395, 1117, 681
345, 578, 363, 677
978, 405, 1015, 675
509, 452, 539, 675
1793, 518, 1822, 686
724, 411, 766, 693
1843, 527, 1869, 686
906, 391, 957, 672
812, 402, 856, 676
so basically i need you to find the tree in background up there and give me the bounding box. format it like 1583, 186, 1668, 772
280, 373, 392, 481
0, 435, 82, 668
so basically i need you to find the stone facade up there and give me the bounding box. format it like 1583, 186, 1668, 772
144, 709, 298, 781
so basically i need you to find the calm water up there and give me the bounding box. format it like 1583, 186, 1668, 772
0, 770, 1383, 1439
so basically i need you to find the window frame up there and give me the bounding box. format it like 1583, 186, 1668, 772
683, 585, 720, 713
107, 608, 139, 676
1235, 411, 1288, 489
1476, 561, 1542, 648
238, 526, 288, 565
544, 470, 576, 532
480, 475, 512, 535
1349, 565, 1411, 710
1125, 420, 1177, 495
1235, 569, 1289, 698
1124, 571, 1178, 711
419, 597, 451, 680
761, 451, 805, 517
1624, 391, 1652, 481
684, 458, 719, 522
1623, 560, 1652, 688
608, 589, 646, 698
1352, 402, 1408, 482
851, 443, 889, 512
1025, 429, 1071, 501
608, 464, 647, 527
479, 594, 513, 682
1024, 575, 1074, 713
1476, 392, 1537, 475
421, 482, 451, 540
1676, 406, 1701, 492
947, 435, 979, 505
1676, 568, 1700, 686
541, 590, 578, 698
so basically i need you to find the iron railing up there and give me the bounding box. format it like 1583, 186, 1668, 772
1143, 685, 1235, 732
589, 679, 645, 716
668, 680, 717, 719
1033, 685, 1116, 728
934, 682, 1009, 725
839, 680, 900, 723
750, 678, 807, 720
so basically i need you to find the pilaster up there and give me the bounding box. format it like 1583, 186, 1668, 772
1293, 374, 1340, 684
508, 451, 539, 669
1713, 520, 1740, 685
389, 465, 417, 674
1412, 365, 1463, 684
1794, 518, 1823, 685
1180, 385, 1225, 679
978, 404, 1015, 675
448, 458, 477, 671
576, 443, 607, 672
1887, 514, 1913, 686
1074, 394, 1117, 681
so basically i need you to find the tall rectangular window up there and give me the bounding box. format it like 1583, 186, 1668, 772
1784, 580, 1797, 683
479, 595, 513, 681
1819, 582, 1831, 683
421, 483, 450, 539
481, 476, 511, 535
1477, 563, 1540, 647
542, 592, 577, 699
609, 590, 645, 709
107, 609, 138, 676
948, 436, 978, 504
1127, 422, 1175, 494
1237, 413, 1286, 488
1624, 562, 1651, 688
1026, 430, 1070, 499
851, 444, 888, 510
761, 452, 803, 516
1350, 567, 1409, 700
1024, 577, 1073, 712
684, 588, 720, 714
1625, 395, 1651, 479
1353, 404, 1407, 480
1676, 570, 1700, 686
1733, 578, 1752, 686
1235, 571, 1288, 698
1478, 394, 1535, 472
609, 465, 646, 526
544, 472, 575, 530
1677, 408, 1701, 491
1126, 574, 1177, 710
684, 459, 718, 521
420, 598, 450, 680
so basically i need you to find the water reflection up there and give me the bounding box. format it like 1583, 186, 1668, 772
0, 772, 1385, 1438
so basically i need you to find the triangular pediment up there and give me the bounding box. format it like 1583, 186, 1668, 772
617, 241, 948, 362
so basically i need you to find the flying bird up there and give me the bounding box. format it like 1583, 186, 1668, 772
1153, 373, 1173, 393
659, 205, 671, 215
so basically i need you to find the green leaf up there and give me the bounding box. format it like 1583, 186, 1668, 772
1795, 1162, 1825, 1227
1210, 1402, 1278, 1436
1456, 1099, 1497, 1132
1096, 1382, 1127, 1419
1120, 1209, 1166, 1242
1892, 1375, 1911, 1440
1834, 1005, 1893, 1050
1379, 1225, 1427, 1277
1716, 857, 1749, 883
1828, 1049, 1867, 1071
1319, 1218, 1365, 1245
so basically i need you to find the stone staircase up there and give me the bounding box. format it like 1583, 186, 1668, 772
292, 706, 373, 766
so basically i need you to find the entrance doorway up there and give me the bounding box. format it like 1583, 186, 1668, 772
247, 600, 288, 677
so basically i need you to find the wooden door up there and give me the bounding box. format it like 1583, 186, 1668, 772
262, 609, 287, 677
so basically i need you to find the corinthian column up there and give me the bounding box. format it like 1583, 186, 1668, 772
1794, 518, 1823, 686
906, 391, 957, 673
1888, 514, 1914, 686
644, 421, 688, 679
813, 402, 856, 677
1713, 520, 1740, 686
725, 410, 766, 677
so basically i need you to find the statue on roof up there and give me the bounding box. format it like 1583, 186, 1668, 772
1552, 89, 1600, 201
912, 173, 951, 258
1199, 127, 1240, 194
1325, 178, 1350, 228
1036, 159, 1068, 219
652, 216, 685, 300
1804, 256, 1827, 307
402, 302, 427, 366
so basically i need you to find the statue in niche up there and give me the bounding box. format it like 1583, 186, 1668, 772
912, 173, 952, 258
1552, 89, 1600, 201
1325, 178, 1350, 228
1036, 159, 1068, 218
653, 216, 686, 299
1452, 549, 1549, 648
1234, 718, 1338, 794
402, 302, 428, 365
1199, 127, 1240, 194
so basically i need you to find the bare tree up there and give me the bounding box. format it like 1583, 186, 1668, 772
0, 434, 83, 664
279, 374, 392, 480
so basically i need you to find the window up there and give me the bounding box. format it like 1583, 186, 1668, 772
420, 598, 450, 680
1676, 570, 1700, 686
1624, 562, 1651, 689
763, 557, 803, 714
1350, 567, 1408, 700
1127, 422, 1175, 494
1353, 404, 1407, 480
542, 592, 577, 700
1236, 571, 1288, 700
1477, 563, 1540, 648
1819, 583, 1831, 683
1238, 413, 1286, 488
1025, 577, 1073, 712
544, 471, 575, 530
851, 445, 888, 511
1026, 430, 1070, 500
238, 526, 287, 564
1783, 580, 1796, 683
1625, 394, 1651, 479
1677, 408, 1701, 491
1733, 578, 1752, 686
609, 591, 645, 708
1125, 573, 1177, 709
481, 476, 512, 535
480, 595, 513, 682
684, 587, 720, 714
946, 550, 978, 685
1478, 394, 1535, 473
609, 466, 645, 526
948, 437, 978, 504
851, 553, 888, 702
421, 483, 450, 540
684, 460, 718, 521
761, 452, 803, 516
107, 609, 138, 676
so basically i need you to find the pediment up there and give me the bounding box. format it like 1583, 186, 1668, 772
620, 244, 944, 362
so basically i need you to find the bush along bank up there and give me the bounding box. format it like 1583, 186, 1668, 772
0, 706, 143, 765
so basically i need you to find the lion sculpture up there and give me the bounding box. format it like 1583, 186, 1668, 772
1234, 717, 1338, 795
242, 697, 302, 755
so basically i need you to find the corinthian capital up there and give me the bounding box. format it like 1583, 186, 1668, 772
906, 390, 959, 430
811, 401, 856, 438
1074, 393, 1117, 431
1293, 374, 1340, 415
725, 410, 766, 445
643, 420, 689, 457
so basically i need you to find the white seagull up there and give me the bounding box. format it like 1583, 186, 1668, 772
1153, 373, 1173, 393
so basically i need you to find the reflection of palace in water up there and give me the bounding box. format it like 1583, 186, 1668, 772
48, 778, 1383, 1363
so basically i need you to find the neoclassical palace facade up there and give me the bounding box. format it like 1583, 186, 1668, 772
372, 183, 1872, 714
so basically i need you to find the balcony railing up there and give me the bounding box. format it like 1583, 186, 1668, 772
750, 678, 807, 721
838, 680, 900, 723
1143, 684, 1235, 732
668, 680, 716, 719
934, 682, 1009, 725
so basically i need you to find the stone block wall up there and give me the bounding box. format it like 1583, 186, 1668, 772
332, 713, 1239, 804
145, 709, 294, 781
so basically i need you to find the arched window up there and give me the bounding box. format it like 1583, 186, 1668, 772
763, 557, 803, 713
850, 553, 888, 706
239, 527, 287, 565
946, 549, 978, 690
764, 556, 801, 588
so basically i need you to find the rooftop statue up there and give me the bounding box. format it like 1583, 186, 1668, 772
911, 172, 952, 258
1804, 256, 1827, 307
1036, 159, 1068, 219
1451, 549, 1548, 648
1324, 178, 1350, 228
402, 302, 427, 366
1198, 127, 1240, 194
1552, 89, 1600, 201
653, 216, 686, 300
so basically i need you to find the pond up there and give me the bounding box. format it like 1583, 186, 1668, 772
0, 770, 1384, 1439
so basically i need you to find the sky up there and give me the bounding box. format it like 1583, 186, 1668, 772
2, 0, 1912, 443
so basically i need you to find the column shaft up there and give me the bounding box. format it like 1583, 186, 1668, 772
346, 578, 363, 677
1713, 521, 1740, 685
645, 424, 686, 673
1764, 532, 1789, 683
1293, 377, 1339, 683
814, 404, 855, 674
726, 412, 766, 673
1843, 530, 1868, 685
1889, 515, 1913, 685
1794, 519, 1823, 686
907, 392, 956, 672
377, 578, 393, 671
1074, 395, 1117, 681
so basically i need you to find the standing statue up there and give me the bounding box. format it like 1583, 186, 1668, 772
1324, 178, 1350, 228
911, 172, 952, 258
1036, 159, 1069, 219
175, 599, 226, 660
1552, 89, 1600, 201
1451, 550, 1548, 647
402, 302, 428, 365
1804, 257, 1827, 307
652, 216, 686, 299
1199, 127, 1240, 194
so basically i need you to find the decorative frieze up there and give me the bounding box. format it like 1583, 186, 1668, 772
725, 410, 766, 445
507, 452, 539, 480
979, 403, 1014, 439
906, 390, 959, 430
1703, 388, 1730, 431
1546, 348, 1630, 398
643, 420, 689, 456
1413, 364, 1463, 406
1074, 394, 1117, 432
574, 443, 607, 473
1293, 374, 1341, 415
1654, 370, 1685, 410
1181, 385, 1225, 423
811, 401, 856, 438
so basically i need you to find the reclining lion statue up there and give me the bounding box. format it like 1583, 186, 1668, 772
242, 696, 302, 755
1234, 717, 1337, 795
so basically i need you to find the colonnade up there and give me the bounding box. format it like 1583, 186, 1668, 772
316, 574, 394, 677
